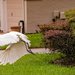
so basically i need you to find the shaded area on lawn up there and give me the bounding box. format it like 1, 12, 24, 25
51, 56, 75, 67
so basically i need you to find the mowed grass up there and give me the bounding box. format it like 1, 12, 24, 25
0, 44, 8, 50
26, 33, 44, 48
0, 53, 75, 75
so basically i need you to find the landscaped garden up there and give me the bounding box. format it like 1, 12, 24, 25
0, 8, 75, 75
0, 33, 75, 75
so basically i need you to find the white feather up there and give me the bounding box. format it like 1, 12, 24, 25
0, 33, 19, 46
9, 31, 30, 46
0, 31, 30, 46
0, 31, 31, 65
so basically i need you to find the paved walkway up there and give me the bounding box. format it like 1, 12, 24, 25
31, 48, 50, 54
0, 48, 50, 54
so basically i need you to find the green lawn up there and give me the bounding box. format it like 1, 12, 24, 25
26, 33, 44, 48
0, 53, 75, 75
0, 44, 8, 50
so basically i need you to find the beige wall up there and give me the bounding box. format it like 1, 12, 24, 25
27, 0, 75, 33
7, 0, 24, 31
0, 0, 1, 16
0, 0, 1, 20
0, 0, 1, 29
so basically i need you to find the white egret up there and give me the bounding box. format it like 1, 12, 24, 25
0, 31, 34, 65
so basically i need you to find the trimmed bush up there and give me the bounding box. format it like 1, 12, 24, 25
47, 33, 75, 58
42, 30, 68, 49
45, 30, 67, 38
38, 20, 69, 34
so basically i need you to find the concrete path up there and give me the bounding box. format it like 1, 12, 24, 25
31, 48, 50, 54
0, 48, 50, 54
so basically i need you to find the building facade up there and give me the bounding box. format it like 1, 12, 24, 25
1, 0, 75, 33
0, 0, 1, 29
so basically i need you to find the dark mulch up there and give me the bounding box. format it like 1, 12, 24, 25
51, 57, 75, 67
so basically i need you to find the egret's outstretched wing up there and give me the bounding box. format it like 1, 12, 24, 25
0, 31, 30, 46
0, 41, 29, 65
0, 31, 34, 65
0, 33, 19, 46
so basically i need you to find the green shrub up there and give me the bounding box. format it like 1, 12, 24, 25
47, 33, 75, 58
65, 8, 75, 23
65, 8, 75, 35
